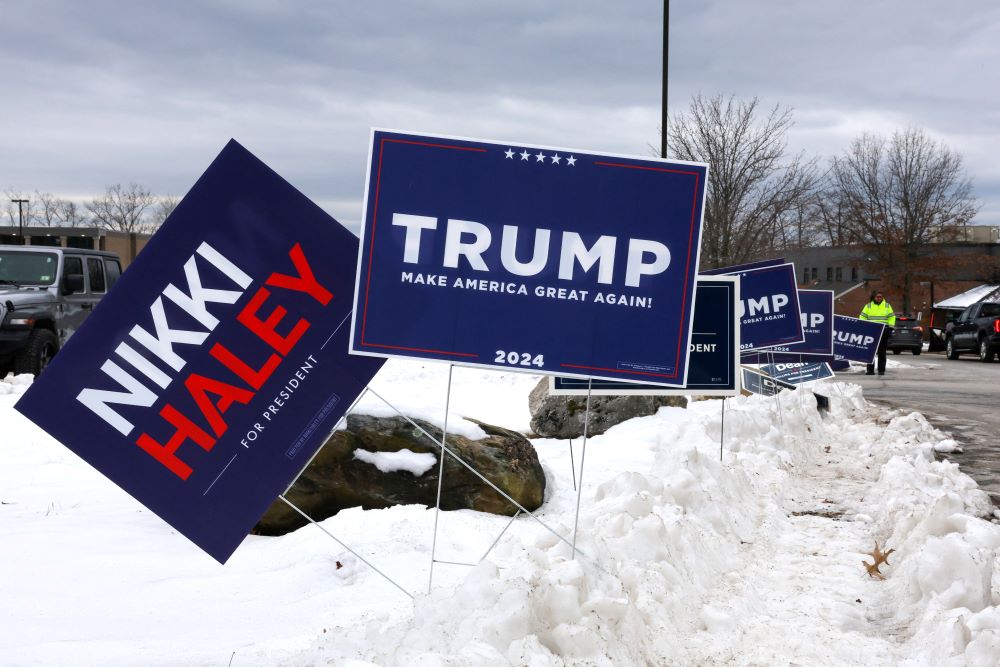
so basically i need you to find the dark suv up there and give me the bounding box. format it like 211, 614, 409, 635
887, 315, 923, 355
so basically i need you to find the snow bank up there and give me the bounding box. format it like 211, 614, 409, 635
3, 364, 1000, 665
293, 382, 1000, 665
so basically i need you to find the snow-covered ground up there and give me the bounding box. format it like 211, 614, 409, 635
3, 361, 1000, 666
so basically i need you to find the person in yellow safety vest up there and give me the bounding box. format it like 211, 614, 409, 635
859, 290, 896, 376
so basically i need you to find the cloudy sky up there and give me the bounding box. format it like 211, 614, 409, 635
2, 0, 998, 232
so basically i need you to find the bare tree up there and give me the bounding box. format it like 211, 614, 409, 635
34, 191, 65, 226
827, 127, 979, 311
3, 189, 36, 228
667, 94, 819, 268
87, 183, 155, 233
150, 195, 180, 228
59, 200, 88, 227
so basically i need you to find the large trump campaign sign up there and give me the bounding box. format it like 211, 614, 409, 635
350, 130, 708, 387
15, 141, 384, 563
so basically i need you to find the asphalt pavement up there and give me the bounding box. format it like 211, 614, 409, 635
834, 349, 1000, 506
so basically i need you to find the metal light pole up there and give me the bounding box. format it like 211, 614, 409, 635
661, 0, 669, 159
11, 198, 28, 244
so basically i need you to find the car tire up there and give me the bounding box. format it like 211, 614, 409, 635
980, 337, 996, 363
913, 349, 921, 355
946, 337, 960, 360
892, 349, 901, 355
12, 329, 59, 376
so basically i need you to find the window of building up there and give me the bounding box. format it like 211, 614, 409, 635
835, 267, 843, 281
30, 235, 61, 247
826, 267, 833, 281
811, 267, 818, 281
803, 267, 809, 283
66, 236, 95, 250
851, 267, 858, 281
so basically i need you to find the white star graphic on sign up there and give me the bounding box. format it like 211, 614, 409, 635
551, 153, 562, 164
567, 156, 577, 166
504, 148, 514, 159
520, 149, 530, 161
535, 151, 546, 162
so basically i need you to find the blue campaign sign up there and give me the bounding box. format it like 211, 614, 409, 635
833, 315, 886, 364
760, 361, 834, 384
741, 351, 835, 365
549, 276, 740, 396
350, 130, 708, 387
741, 368, 797, 396
700, 257, 785, 275
715, 262, 803, 351
15, 141, 384, 564
756, 289, 834, 356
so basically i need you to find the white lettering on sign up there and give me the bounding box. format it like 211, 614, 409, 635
801, 312, 825, 328
76, 242, 328, 449
689, 343, 717, 352
391, 213, 671, 287
78, 242, 253, 434
836, 331, 875, 346
774, 362, 806, 371
393, 214, 438, 264
501, 225, 551, 276
739, 293, 789, 318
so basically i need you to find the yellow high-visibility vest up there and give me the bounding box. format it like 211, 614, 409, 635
860, 300, 895, 327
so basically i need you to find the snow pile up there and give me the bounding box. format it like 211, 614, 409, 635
2, 363, 1000, 665
353, 448, 437, 476
0, 372, 33, 394
293, 381, 1000, 665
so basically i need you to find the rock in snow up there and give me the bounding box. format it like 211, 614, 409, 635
256, 413, 546, 535
528, 377, 686, 438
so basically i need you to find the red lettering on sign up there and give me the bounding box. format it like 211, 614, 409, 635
266, 243, 332, 305
185, 373, 255, 437
210, 342, 280, 390
136, 404, 217, 480
237, 287, 310, 356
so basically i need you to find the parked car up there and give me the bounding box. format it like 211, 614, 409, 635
927, 307, 960, 351
945, 301, 1000, 362
0, 245, 122, 375
887, 315, 923, 355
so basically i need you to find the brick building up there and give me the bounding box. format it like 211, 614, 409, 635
784, 243, 1000, 315
0, 226, 151, 268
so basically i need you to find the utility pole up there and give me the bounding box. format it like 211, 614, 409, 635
10, 198, 29, 244
661, 0, 669, 159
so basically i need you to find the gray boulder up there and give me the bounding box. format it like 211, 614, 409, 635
528, 378, 686, 439
256, 413, 545, 535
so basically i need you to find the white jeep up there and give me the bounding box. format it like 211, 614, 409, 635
0, 245, 122, 375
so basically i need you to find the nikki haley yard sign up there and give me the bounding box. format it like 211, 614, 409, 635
15, 141, 384, 563
350, 130, 708, 386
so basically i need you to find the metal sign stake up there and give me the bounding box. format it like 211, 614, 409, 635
720, 397, 726, 461
364, 386, 607, 573
428, 364, 455, 594
279, 495, 414, 599
571, 378, 594, 559
569, 438, 577, 491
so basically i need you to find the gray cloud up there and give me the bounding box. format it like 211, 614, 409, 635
2, 0, 998, 231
